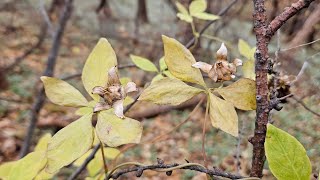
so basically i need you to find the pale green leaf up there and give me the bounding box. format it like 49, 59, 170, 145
163, 70, 175, 78
9, 151, 47, 180
189, 0, 207, 15
46, 113, 94, 173
192, 12, 219, 21
177, 13, 193, 23
242, 59, 255, 80
214, 78, 256, 110
162, 35, 206, 86
96, 111, 143, 147
35, 133, 52, 152
209, 93, 238, 137
265, 124, 311, 180
159, 57, 167, 71
238, 39, 254, 60
0, 162, 15, 180
82, 38, 117, 101
139, 77, 203, 106
120, 77, 131, 85
175, 2, 189, 15
41, 76, 88, 107
75, 107, 94, 116
151, 74, 164, 83
130, 55, 158, 72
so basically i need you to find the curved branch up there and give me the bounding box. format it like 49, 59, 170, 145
108, 160, 244, 179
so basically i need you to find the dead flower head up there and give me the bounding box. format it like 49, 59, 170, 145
192, 43, 242, 82
92, 66, 137, 118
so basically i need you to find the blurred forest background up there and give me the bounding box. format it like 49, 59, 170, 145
0, 0, 319, 179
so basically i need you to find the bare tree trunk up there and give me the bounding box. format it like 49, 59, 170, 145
137, 0, 148, 23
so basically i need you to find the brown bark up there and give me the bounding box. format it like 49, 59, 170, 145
137, 0, 148, 23
250, 0, 316, 177
288, 3, 320, 47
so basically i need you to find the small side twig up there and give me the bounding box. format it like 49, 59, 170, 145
292, 96, 320, 117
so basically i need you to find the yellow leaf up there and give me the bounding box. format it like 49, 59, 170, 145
151, 74, 164, 83
242, 59, 255, 80
82, 38, 117, 101
162, 35, 206, 86
35, 168, 54, 180
192, 12, 219, 21
238, 39, 253, 60
75, 107, 94, 116
96, 111, 143, 147
9, 151, 47, 180
41, 76, 88, 107
130, 55, 158, 72
214, 78, 256, 110
34, 133, 52, 152
139, 77, 204, 106
209, 93, 238, 137
0, 162, 15, 180
189, 0, 207, 15
123, 96, 134, 106
265, 124, 311, 180
177, 13, 193, 23
46, 113, 94, 173
175, 2, 189, 15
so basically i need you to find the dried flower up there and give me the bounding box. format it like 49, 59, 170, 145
92, 66, 137, 118
192, 43, 242, 82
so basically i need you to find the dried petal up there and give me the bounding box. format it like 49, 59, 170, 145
93, 102, 111, 112
113, 99, 124, 118
125, 82, 137, 94
233, 58, 243, 66
108, 66, 120, 85
92, 86, 105, 96
216, 43, 227, 60
192, 62, 212, 73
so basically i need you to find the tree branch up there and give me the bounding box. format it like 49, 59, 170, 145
108, 159, 244, 179
19, 0, 74, 158
250, 0, 316, 177
266, 0, 316, 37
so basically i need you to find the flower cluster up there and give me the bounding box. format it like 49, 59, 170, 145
192, 43, 242, 82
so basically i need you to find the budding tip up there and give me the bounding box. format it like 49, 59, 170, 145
217, 43, 227, 56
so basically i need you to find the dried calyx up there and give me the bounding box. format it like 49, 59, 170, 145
92, 66, 137, 118
192, 43, 242, 82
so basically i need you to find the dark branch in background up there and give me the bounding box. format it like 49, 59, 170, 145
108, 159, 244, 179
68, 0, 239, 179
250, 0, 315, 177
185, 0, 238, 48
19, 0, 74, 158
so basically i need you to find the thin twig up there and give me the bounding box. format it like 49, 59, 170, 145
100, 142, 108, 173
185, 0, 238, 48
280, 38, 320, 52
19, 0, 74, 158
202, 99, 209, 167
292, 96, 320, 117
67, 144, 100, 180
107, 160, 244, 179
